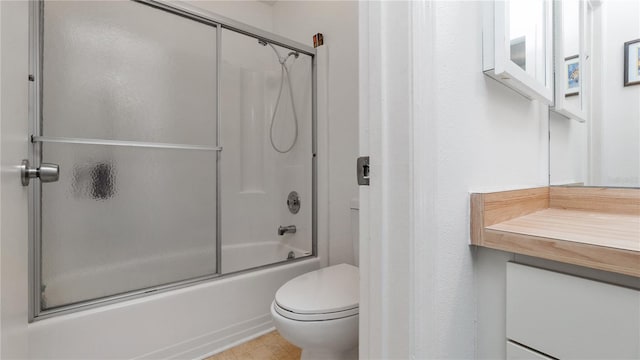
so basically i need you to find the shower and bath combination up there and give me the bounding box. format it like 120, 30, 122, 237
28, 0, 315, 325
259, 39, 300, 153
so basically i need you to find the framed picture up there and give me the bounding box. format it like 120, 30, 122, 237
624, 39, 640, 86
564, 55, 580, 97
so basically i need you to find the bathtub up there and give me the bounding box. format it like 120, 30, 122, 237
29, 243, 320, 359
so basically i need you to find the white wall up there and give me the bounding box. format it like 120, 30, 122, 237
428, 2, 548, 358
1, 1, 30, 358
272, 1, 360, 266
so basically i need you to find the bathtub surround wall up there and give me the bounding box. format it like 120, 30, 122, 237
359, 1, 548, 358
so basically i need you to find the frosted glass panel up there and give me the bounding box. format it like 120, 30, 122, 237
40, 143, 217, 309
42, 1, 217, 146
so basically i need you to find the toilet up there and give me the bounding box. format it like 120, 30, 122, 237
271, 199, 359, 360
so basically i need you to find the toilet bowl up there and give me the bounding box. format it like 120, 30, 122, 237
271, 263, 359, 360
272, 199, 360, 359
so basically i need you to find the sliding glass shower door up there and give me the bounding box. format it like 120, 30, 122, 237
35, 1, 219, 311
219, 29, 313, 274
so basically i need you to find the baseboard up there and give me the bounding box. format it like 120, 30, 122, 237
132, 314, 274, 360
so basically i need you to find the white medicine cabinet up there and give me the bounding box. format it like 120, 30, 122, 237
483, 0, 554, 104
552, 0, 591, 122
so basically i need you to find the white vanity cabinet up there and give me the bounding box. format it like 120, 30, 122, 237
483, 0, 554, 103
506, 262, 640, 359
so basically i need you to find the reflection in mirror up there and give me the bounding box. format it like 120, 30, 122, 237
552, 0, 588, 122
561, 0, 583, 113
509, 0, 547, 85
550, 0, 640, 188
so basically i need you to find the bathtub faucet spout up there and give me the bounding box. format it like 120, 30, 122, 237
278, 225, 296, 236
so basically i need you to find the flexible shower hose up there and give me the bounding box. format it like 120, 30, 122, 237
269, 55, 299, 153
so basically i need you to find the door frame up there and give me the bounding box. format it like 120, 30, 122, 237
358, 1, 437, 358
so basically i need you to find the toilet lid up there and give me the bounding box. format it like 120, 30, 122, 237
275, 263, 359, 315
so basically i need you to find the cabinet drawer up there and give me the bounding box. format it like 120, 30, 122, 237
506, 262, 640, 359
506, 341, 554, 360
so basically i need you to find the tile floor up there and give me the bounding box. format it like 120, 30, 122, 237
205, 331, 301, 360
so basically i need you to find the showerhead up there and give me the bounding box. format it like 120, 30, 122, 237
288, 51, 299, 59
258, 39, 267, 46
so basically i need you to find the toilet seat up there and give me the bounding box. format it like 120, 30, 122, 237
273, 301, 358, 321
274, 263, 359, 321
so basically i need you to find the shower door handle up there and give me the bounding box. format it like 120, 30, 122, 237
21, 159, 60, 186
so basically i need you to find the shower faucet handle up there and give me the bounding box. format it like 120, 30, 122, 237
278, 225, 297, 236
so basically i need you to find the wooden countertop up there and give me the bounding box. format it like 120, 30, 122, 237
488, 208, 640, 252
471, 187, 640, 277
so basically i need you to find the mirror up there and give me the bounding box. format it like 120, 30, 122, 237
550, 0, 640, 188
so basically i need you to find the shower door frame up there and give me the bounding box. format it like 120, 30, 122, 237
28, 0, 317, 321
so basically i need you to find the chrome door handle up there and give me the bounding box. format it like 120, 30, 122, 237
21, 159, 59, 186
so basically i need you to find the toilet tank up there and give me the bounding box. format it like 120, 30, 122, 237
350, 198, 359, 266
